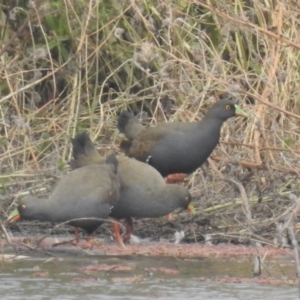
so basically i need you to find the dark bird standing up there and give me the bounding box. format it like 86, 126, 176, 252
117, 100, 247, 181
70, 132, 194, 244
7, 154, 120, 248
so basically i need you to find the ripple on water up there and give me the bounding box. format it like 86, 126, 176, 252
0, 255, 298, 300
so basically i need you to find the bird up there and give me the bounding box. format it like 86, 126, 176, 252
7, 154, 120, 248
117, 99, 248, 183
70, 132, 194, 245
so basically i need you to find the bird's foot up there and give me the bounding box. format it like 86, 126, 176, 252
165, 213, 173, 220
165, 173, 187, 184
74, 227, 80, 243
80, 235, 94, 249
123, 218, 133, 243
112, 221, 126, 248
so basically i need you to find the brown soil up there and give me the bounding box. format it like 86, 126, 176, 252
1, 165, 299, 287
2, 218, 298, 286
6, 236, 297, 286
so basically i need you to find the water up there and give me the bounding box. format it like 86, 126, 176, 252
0, 252, 298, 300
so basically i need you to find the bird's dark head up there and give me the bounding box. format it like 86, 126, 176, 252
167, 185, 194, 212
181, 189, 194, 212
7, 198, 40, 223
206, 100, 248, 121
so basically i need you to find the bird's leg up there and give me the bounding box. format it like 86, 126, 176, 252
74, 227, 80, 243
165, 173, 187, 184
112, 221, 125, 248
164, 173, 187, 220
123, 218, 133, 243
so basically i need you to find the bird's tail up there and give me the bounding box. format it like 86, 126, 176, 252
70, 132, 104, 169
105, 153, 119, 174
119, 140, 133, 155
117, 111, 144, 140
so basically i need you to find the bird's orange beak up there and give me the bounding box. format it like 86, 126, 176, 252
7, 209, 21, 223
187, 203, 195, 213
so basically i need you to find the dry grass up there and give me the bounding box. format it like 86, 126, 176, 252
1, 0, 300, 245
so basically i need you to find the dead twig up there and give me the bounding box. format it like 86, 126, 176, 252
208, 158, 252, 223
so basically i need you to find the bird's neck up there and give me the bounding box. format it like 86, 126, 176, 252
198, 116, 224, 140
162, 187, 184, 207
28, 199, 59, 222
201, 114, 225, 128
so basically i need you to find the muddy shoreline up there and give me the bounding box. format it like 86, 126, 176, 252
1, 234, 297, 286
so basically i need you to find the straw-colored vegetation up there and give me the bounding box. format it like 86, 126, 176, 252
1, 0, 300, 245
